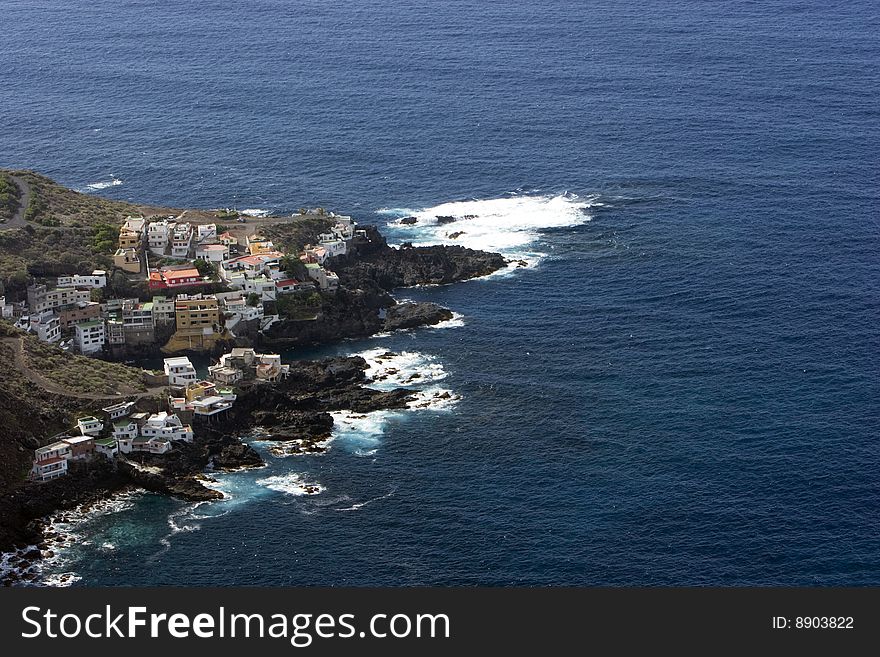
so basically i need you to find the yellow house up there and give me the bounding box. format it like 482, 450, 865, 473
175, 295, 220, 332
118, 227, 142, 249
246, 234, 276, 255
185, 380, 217, 403
113, 248, 141, 273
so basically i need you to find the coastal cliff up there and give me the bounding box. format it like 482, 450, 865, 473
330, 225, 508, 290
0, 355, 424, 556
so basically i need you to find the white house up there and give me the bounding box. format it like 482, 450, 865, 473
57, 270, 107, 289
31, 457, 68, 481
191, 395, 233, 418
151, 296, 176, 324
255, 353, 290, 382
170, 222, 193, 258
111, 419, 139, 440
118, 436, 172, 455
304, 263, 339, 291
222, 294, 263, 322
208, 363, 243, 385
148, 220, 172, 256
141, 412, 194, 442
197, 223, 218, 243
94, 437, 118, 458
30, 311, 61, 343
74, 320, 106, 354
164, 356, 197, 387
318, 238, 347, 258
195, 243, 229, 264
102, 401, 135, 420
30, 439, 77, 481
77, 416, 104, 436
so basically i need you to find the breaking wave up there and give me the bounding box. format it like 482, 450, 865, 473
380, 192, 598, 267
84, 177, 123, 191
256, 472, 325, 496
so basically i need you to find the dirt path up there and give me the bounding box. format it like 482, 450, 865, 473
3, 336, 166, 401
0, 175, 31, 230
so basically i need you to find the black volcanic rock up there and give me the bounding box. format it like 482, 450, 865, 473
251, 410, 334, 441
399, 216, 418, 225
330, 227, 507, 291
213, 444, 264, 470
384, 302, 453, 331
436, 215, 456, 225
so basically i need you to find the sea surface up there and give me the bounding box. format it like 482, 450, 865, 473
1, 0, 878, 585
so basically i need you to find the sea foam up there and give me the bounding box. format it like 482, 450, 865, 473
256, 472, 325, 496
240, 208, 270, 217
381, 193, 598, 266
84, 177, 123, 191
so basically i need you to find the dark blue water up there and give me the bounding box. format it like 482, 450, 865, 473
2, 0, 878, 585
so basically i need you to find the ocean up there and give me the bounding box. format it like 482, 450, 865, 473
1, 0, 877, 585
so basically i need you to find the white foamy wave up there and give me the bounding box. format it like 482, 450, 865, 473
331, 410, 389, 456
407, 387, 461, 411
256, 472, 325, 496
85, 177, 123, 191
240, 208, 270, 217
261, 436, 334, 458
41, 572, 82, 587
355, 347, 449, 390
431, 311, 465, 329
381, 193, 597, 263
0, 490, 144, 586
328, 348, 460, 456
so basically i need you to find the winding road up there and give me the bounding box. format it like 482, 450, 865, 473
2, 336, 166, 401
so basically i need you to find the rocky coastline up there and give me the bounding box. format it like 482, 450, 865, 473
1, 225, 506, 577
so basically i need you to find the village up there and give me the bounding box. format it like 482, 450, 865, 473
0, 210, 365, 483
28, 347, 290, 482
0, 209, 362, 354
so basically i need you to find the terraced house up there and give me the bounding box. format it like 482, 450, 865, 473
175, 294, 220, 334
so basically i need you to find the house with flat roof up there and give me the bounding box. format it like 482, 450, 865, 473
102, 401, 134, 420
27, 284, 90, 314
140, 412, 193, 442
151, 296, 176, 324
197, 223, 218, 243
57, 271, 107, 289
164, 356, 198, 387
30, 440, 73, 481
64, 435, 95, 461
114, 248, 141, 273
77, 416, 104, 436
29, 311, 61, 343
195, 243, 229, 264
111, 419, 139, 440
118, 435, 172, 455
74, 320, 105, 354
58, 301, 102, 330
175, 295, 221, 333
94, 437, 119, 459
102, 401, 135, 420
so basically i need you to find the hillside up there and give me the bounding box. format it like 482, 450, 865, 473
0, 323, 148, 495
0, 170, 180, 302
0, 170, 344, 303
